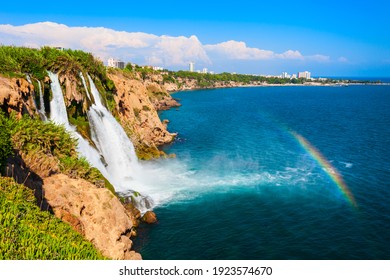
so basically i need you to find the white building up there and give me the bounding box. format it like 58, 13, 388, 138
189, 62, 195, 72
202, 68, 208, 74
298, 71, 311, 79
108, 58, 125, 69
291, 74, 297, 79
152, 66, 164, 71
281, 72, 291, 79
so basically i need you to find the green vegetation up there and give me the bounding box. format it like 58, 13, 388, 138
0, 112, 13, 173
135, 143, 163, 160
0, 177, 105, 259
0, 113, 114, 193
0, 46, 105, 80
133, 108, 141, 119
124, 63, 160, 79
169, 70, 305, 87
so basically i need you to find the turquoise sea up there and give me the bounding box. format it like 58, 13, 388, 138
133, 85, 390, 259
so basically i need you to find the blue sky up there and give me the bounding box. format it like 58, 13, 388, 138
1, 0, 389, 77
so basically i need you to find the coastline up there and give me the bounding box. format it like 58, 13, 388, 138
167, 81, 389, 95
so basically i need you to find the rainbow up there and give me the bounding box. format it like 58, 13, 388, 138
290, 130, 358, 208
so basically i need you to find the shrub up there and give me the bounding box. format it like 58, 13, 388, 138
0, 177, 105, 259
10, 116, 114, 192
0, 112, 13, 173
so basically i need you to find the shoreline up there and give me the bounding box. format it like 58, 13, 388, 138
168, 81, 389, 95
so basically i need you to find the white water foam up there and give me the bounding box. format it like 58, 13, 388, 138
340, 161, 353, 168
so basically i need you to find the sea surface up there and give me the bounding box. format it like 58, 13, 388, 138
133, 85, 390, 259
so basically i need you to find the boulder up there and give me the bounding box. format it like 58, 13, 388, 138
142, 211, 157, 224
43, 174, 141, 260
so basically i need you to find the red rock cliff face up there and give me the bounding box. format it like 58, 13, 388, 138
0, 76, 36, 117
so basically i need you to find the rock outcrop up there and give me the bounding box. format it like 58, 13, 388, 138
43, 174, 141, 260
108, 70, 178, 159
0, 76, 36, 118
142, 211, 157, 224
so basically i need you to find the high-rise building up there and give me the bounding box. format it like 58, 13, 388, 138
202, 68, 208, 74
298, 71, 311, 79
281, 72, 291, 79
108, 58, 125, 69
189, 62, 195, 72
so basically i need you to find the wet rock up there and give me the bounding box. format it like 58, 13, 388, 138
142, 211, 157, 224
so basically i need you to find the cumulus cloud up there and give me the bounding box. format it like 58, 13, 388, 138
276, 50, 304, 60
0, 22, 331, 68
0, 22, 209, 67
204, 40, 329, 62
204, 40, 275, 60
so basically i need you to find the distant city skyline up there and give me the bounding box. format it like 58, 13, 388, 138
0, 0, 389, 77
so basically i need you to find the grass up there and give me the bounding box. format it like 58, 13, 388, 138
0, 177, 106, 259
0, 112, 12, 173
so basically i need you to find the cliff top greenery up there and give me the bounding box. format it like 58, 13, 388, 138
0, 177, 106, 260
0, 45, 109, 84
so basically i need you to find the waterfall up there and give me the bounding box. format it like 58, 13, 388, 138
36, 79, 47, 121
25, 74, 32, 84
26, 74, 39, 116
85, 75, 144, 189
49, 70, 175, 211
25, 74, 47, 120
48, 71, 71, 128
79, 72, 92, 101
48, 71, 111, 181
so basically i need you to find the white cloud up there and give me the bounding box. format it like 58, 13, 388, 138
205, 40, 275, 60
308, 54, 331, 62
151, 35, 210, 66
338, 57, 348, 63
0, 22, 208, 67
205, 40, 328, 62
276, 50, 304, 60
0, 22, 331, 68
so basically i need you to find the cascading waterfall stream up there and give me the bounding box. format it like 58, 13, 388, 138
48, 71, 111, 181
79, 72, 92, 101
84, 74, 155, 210
25, 74, 39, 116
86, 75, 141, 181
36, 79, 47, 121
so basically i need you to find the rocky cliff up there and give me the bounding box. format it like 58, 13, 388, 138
0, 76, 36, 118
43, 174, 141, 260
107, 70, 179, 159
